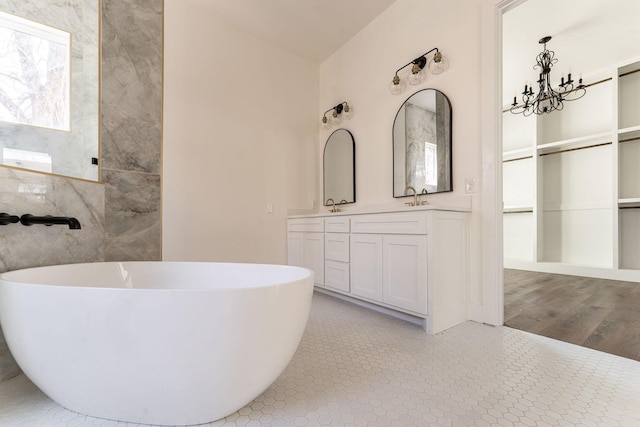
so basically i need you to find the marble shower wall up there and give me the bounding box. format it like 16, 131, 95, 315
101, 0, 162, 260
0, 0, 163, 382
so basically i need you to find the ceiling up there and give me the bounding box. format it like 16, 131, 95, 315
189, 0, 398, 64
186, 0, 640, 99
503, 0, 640, 105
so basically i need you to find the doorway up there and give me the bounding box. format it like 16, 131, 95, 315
500, 0, 640, 360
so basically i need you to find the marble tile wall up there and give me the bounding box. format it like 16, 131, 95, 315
0, 0, 163, 382
101, 0, 162, 261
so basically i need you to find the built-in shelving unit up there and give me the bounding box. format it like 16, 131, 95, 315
503, 57, 640, 282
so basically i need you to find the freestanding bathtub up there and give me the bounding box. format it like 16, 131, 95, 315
0, 261, 314, 426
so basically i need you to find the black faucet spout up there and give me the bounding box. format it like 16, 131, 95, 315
0, 212, 20, 225
20, 214, 82, 230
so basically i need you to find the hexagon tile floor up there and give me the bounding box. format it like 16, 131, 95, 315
1, 292, 640, 426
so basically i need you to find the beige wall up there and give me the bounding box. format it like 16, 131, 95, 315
162, 1, 319, 263
318, 0, 486, 316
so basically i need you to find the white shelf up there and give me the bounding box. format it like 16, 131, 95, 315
618, 125, 640, 136
536, 132, 612, 155
542, 202, 611, 212
502, 147, 533, 162
503, 206, 533, 213
619, 198, 640, 208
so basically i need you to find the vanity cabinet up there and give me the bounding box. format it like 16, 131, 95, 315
287, 209, 469, 334
287, 218, 324, 286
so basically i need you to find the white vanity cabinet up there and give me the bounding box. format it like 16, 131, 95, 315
287, 218, 324, 286
324, 217, 350, 292
287, 208, 469, 334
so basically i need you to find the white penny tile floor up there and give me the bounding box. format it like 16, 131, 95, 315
1, 291, 640, 426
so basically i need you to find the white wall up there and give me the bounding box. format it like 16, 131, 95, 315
319, 0, 486, 317
163, 0, 499, 323
163, 0, 319, 263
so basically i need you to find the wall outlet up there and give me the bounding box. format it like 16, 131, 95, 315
465, 177, 476, 194
266, 203, 273, 214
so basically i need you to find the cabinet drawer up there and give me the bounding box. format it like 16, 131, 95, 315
325, 233, 349, 262
325, 260, 350, 292
351, 213, 427, 234
325, 216, 350, 233
287, 218, 324, 233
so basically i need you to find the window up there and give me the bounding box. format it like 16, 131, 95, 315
0, 11, 70, 131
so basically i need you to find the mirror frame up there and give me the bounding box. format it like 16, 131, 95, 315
323, 128, 356, 206
392, 88, 453, 198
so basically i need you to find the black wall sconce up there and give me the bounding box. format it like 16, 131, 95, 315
321, 101, 351, 129
390, 47, 449, 95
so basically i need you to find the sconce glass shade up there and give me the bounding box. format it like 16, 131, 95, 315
428, 52, 449, 75
409, 63, 426, 85
389, 74, 405, 95
342, 103, 351, 118
321, 115, 329, 129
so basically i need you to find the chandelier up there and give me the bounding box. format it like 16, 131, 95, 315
510, 36, 586, 116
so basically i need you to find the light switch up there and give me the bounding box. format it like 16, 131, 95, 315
465, 177, 476, 193
266, 203, 273, 214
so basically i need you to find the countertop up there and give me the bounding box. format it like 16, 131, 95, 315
287, 196, 472, 218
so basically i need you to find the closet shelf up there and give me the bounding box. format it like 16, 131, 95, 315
537, 132, 612, 156
619, 125, 640, 135
502, 147, 533, 162
503, 206, 533, 214
619, 127, 640, 143
618, 198, 640, 209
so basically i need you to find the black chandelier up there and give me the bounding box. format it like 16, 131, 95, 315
510, 36, 586, 116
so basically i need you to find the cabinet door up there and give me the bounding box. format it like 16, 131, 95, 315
325, 260, 350, 292
304, 233, 324, 286
350, 234, 383, 301
287, 232, 304, 267
383, 235, 427, 315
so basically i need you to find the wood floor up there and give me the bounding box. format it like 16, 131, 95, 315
504, 269, 640, 361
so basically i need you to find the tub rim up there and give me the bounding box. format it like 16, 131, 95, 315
0, 261, 314, 292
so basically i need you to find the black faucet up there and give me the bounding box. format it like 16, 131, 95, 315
20, 214, 81, 230
0, 213, 20, 225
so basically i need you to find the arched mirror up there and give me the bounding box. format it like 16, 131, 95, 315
393, 89, 452, 197
323, 129, 355, 206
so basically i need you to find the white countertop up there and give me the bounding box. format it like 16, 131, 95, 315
287, 196, 472, 218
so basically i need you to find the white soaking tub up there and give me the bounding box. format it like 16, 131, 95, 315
0, 261, 314, 426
